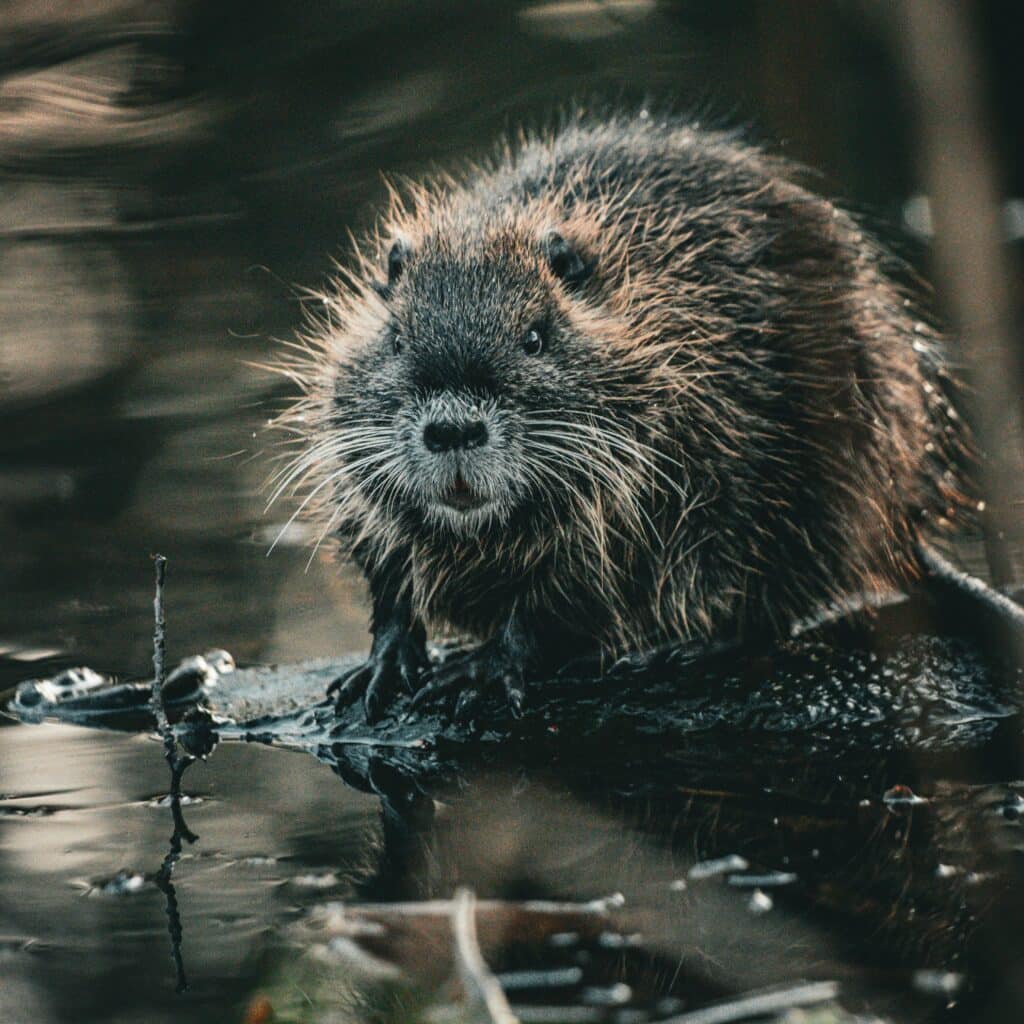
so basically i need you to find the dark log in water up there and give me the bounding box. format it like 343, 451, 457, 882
8, 587, 1024, 769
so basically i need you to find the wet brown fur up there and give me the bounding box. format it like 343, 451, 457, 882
271, 112, 969, 659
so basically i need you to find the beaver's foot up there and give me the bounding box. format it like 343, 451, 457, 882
329, 620, 429, 723
406, 640, 528, 724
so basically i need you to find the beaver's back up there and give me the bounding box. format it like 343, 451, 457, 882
292, 113, 969, 653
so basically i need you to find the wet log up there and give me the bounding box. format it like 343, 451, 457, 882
8, 586, 1024, 782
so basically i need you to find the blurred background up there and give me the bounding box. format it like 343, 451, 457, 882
1, 2, 1023, 1022
1, 0, 1022, 679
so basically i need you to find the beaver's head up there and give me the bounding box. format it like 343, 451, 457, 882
319, 211, 663, 543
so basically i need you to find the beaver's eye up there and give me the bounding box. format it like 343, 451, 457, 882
393, 333, 403, 356
523, 325, 545, 356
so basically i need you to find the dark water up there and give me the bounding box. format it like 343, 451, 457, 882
2, 3, 1024, 1023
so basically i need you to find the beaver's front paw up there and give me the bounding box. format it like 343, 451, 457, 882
406, 641, 528, 724
328, 620, 429, 723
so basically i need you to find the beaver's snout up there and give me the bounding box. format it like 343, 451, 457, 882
401, 393, 517, 527
423, 418, 489, 453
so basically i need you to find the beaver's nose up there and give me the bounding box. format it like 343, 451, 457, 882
423, 419, 489, 453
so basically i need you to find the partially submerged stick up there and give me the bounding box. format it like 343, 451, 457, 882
149, 554, 197, 991
149, 554, 197, 805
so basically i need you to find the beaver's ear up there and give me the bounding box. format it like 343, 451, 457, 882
372, 236, 413, 299
542, 230, 591, 288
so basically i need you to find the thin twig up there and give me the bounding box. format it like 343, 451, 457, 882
150, 555, 196, 798
658, 981, 839, 1024
451, 888, 519, 1024
150, 556, 171, 737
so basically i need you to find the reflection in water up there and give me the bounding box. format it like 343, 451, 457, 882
153, 785, 197, 994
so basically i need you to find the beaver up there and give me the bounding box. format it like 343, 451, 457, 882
273, 111, 974, 722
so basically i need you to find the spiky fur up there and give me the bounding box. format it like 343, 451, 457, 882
271, 112, 968, 661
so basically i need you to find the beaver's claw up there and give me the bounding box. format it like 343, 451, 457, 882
329, 621, 429, 723
406, 642, 527, 724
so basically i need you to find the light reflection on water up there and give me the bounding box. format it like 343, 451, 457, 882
0, 724, 378, 1024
